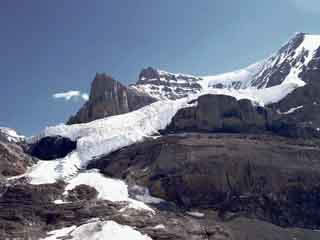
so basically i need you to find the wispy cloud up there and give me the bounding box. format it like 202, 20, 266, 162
53, 90, 89, 102
291, 0, 320, 13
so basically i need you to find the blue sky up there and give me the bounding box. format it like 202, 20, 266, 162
1, 0, 320, 136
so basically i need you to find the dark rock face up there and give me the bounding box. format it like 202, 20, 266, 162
166, 95, 272, 134
163, 94, 320, 139
88, 133, 320, 229
28, 136, 77, 160
0, 140, 35, 177
67, 73, 157, 124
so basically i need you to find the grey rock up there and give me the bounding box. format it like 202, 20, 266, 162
67, 73, 157, 124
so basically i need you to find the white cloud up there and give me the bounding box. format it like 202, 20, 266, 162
291, 0, 320, 13
53, 90, 89, 102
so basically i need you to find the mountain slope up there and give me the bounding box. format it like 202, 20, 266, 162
133, 33, 319, 100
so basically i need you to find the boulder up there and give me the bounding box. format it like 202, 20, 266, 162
28, 136, 76, 160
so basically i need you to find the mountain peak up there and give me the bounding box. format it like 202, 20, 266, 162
134, 67, 202, 100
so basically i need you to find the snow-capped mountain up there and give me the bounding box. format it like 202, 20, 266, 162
132, 33, 320, 100
4, 33, 320, 240
0, 127, 24, 143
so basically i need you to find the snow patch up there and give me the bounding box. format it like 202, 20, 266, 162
41, 220, 152, 240
152, 224, 165, 230
0, 127, 25, 143
278, 105, 304, 115
186, 211, 205, 218
64, 170, 155, 213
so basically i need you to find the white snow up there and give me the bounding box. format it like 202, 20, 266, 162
40, 225, 77, 240
152, 224, 165, 230
0, 127, 25, 143
278, 105, 304, 115
54, 199, 71, 205
64, 170, 154, 213
200, 61, 266, 90
28, 152, 81, 184
186, 211, 205, 218
40, 220, 152, 240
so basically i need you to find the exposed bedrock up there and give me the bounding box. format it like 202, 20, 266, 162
0, 140, 35, 177
88, 133, 320, 229
67, 73, 157, 124
164, 94, 320, 138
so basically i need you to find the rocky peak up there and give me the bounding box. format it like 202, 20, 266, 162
251, 33, 320, 88
132, 67, 203, 100
89, 73, 121, 101
67, 73, 156, 125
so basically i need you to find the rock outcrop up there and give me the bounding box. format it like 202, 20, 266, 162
161, 94, 320, 139
67, 73, 157, 124
166, 95, 272, 134
88, 133, 320, 230
0, 140, 35, 177
28, 136, 77, 160
131, 67, 203, 100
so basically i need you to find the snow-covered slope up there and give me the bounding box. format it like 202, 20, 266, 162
200, 61, 266, 90
201, 33, 320, 90
0, 127, 25, 143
